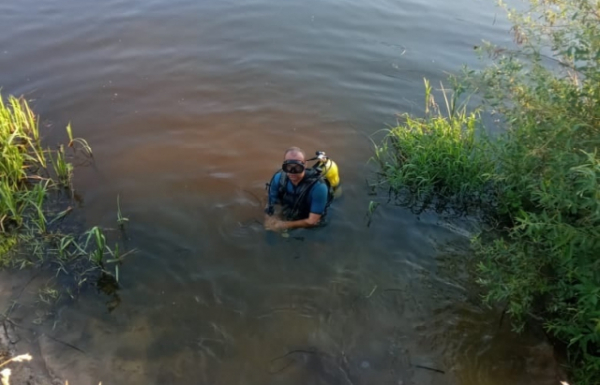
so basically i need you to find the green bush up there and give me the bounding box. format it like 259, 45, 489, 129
374, 0, 600, 382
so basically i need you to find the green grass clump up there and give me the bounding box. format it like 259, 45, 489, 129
374, 80, 494, 212
0, 93, 131, 303
50, 144, 73, 187
374, 0, 600, 382
0, 96, 46, 232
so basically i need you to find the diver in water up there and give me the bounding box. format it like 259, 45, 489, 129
264, 146, 339, 232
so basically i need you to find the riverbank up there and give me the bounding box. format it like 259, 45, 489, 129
0, 268, 108, 385
373, 0, 600, 383
1, 270, 56, 385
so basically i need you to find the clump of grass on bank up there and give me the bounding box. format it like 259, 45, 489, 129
0, 97, 45, 235
373, 0, 600, 383
374, 80, 495, 213
0, 94, 129, 303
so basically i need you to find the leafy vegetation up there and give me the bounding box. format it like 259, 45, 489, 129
374, 0, 600, 382
374, 80, 495, 213
0, 94, 130, 302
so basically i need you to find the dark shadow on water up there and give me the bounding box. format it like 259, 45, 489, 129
96, 271, 121, 313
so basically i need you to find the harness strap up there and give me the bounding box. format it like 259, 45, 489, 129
277, 169, 333, 219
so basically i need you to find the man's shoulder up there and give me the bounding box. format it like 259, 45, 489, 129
309, 179, 328, 197
272, 170, 283, 184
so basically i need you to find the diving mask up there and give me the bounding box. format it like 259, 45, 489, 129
282, 159, 305, 174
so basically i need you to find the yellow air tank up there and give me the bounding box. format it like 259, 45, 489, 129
315, 152, 340, 190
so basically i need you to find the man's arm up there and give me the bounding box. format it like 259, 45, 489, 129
278, 212, 322, 230
271, 182, 328, 231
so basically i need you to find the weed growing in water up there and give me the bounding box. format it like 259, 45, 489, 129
50, 145, 73, 188
0, 93, 133, 312
373, 79, 495, 214
116, 194, 128, 228
66, 123, 92, 156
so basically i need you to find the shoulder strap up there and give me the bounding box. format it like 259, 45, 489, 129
277, 170, 287, 198
289, 169, 321, 211
276, 168, 325, 203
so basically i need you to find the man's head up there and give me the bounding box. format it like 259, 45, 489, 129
282, 146, 306, 185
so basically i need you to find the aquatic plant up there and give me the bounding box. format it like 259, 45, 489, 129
66, 123, 92, 156
374, 0, 600, 382
0, 93, 131, 309
84, 226, 107, 265
373, 79, 494, 214
116, 194, 128, 227
50, 144, 73, 188
0, 96, 45, 232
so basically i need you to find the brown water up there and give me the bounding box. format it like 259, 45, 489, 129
0, 0, 561, 384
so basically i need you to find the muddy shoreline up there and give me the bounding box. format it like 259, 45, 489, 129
0, 270, 79, 385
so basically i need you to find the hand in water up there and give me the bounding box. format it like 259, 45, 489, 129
264, 216, 285, 232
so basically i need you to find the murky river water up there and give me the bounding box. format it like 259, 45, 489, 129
0, 0, 561, 384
